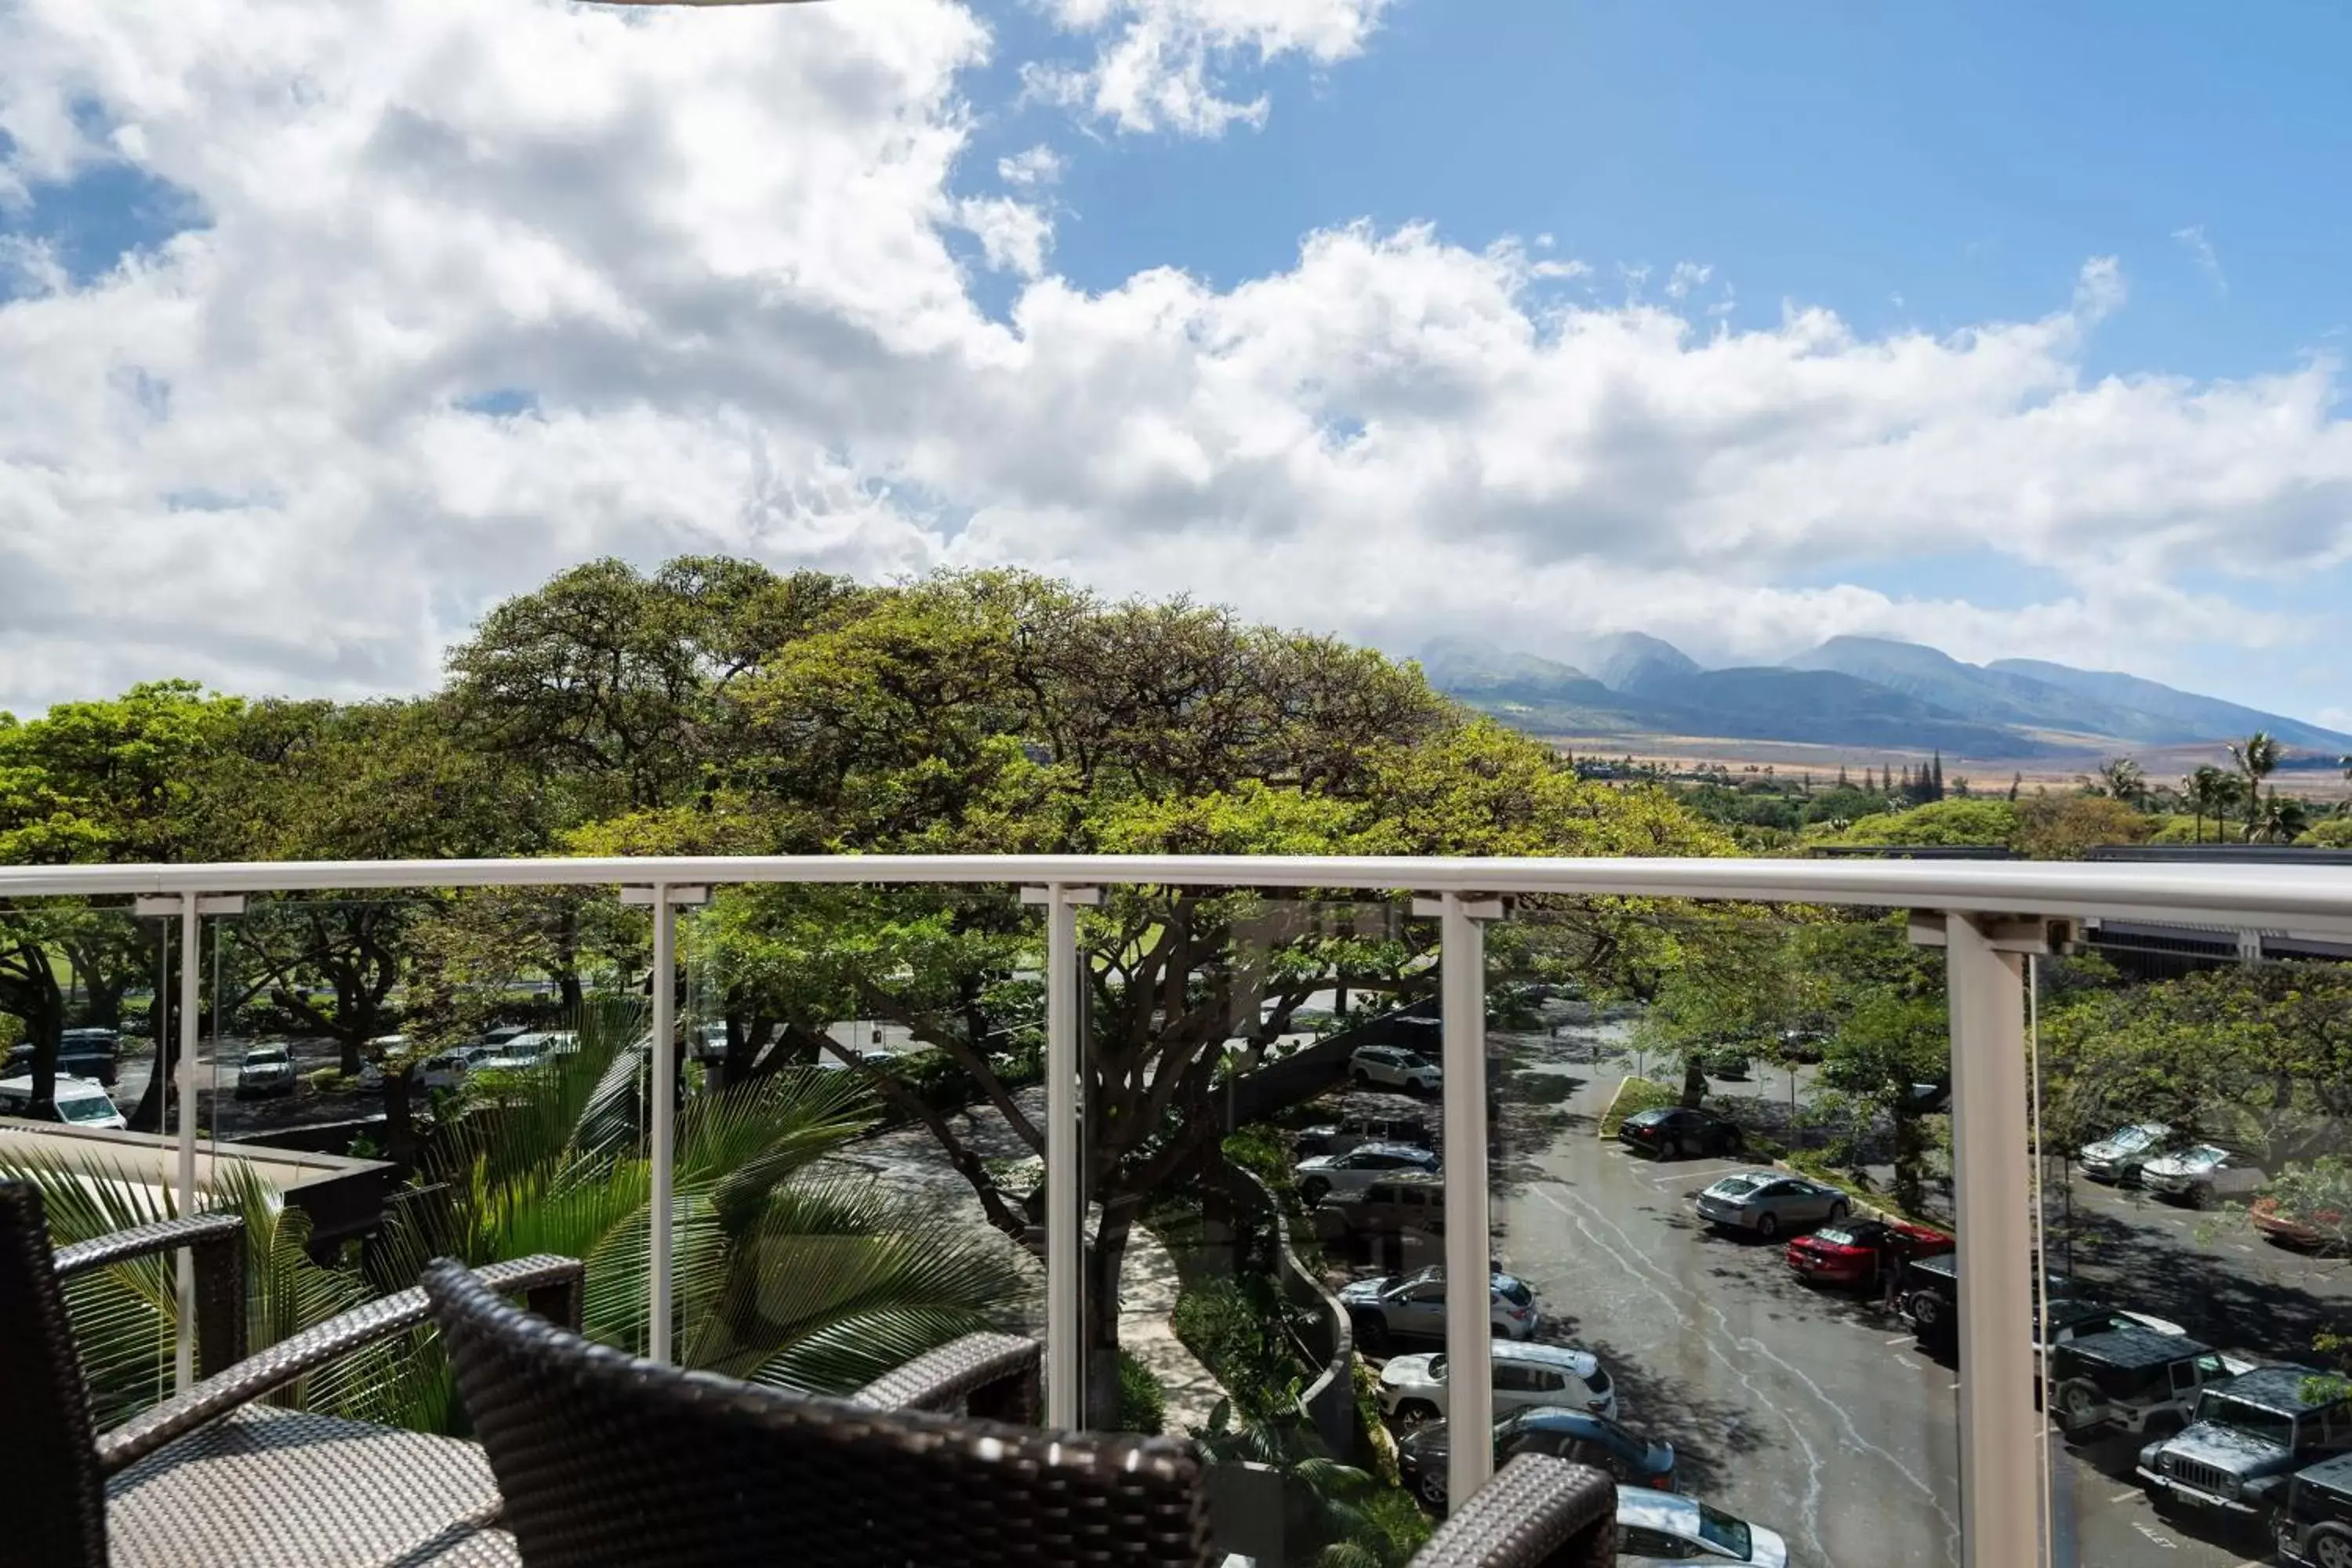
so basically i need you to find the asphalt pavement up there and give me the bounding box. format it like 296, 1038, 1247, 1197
1449, 1015, 2315, 1568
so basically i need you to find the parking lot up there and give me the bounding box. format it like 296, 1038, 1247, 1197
1310, 1011, 2343, 1568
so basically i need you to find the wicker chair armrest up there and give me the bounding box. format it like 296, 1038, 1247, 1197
1407, 1454, 1617, 1568
53, 1211, 245, 1279
57, 1210, 249, 1379
847, 1331, 1041, 1423
95, 1252, 583, 1475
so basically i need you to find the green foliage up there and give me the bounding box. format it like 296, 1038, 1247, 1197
2299, 817, 2352, 848
1599, 1076, 1679, 1135
1116, 1349, 1168, 1436
1171, 1273, 1312, 1424
2011, 793, 2159, 858
1223, 1123, 1295, 1196
1822, 799, 2017, 848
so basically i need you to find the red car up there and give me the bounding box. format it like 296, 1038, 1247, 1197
1784, 1218, 1955, 1288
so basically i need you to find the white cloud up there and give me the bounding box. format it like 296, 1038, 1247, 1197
996, 144, 1065, 187
1664, 261, 1711, 300
1025, 0, 1392, 136
1, 0, 2350, 722
2172, 224, 2228, 296
956, 195, 1054, 278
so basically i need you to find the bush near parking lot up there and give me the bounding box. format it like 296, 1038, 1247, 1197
1116, 1349, 1167, 1436
1599, 1076, 1679, 1137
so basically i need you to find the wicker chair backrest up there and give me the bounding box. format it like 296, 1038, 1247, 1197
0, 1180, 107, 1568
422, 1258, 1214, 1568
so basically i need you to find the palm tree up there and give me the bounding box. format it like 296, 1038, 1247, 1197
2182, 766, 2227, 844
2228, 732, 2283, 840
2249, 791, 2313, 844
5, 998, 1031, 1433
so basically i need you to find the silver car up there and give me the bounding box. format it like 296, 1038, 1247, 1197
234, 1044, 297, 1099
2077, 1123, 2176, 1185
1693, 1171, 1849, 1238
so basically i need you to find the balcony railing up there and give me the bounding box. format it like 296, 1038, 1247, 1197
5, 851, 2350, 1568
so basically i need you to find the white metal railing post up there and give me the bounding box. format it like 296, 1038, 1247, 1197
134, 891, 241, 1389
1418, 892, 1503, 1510
1025, 882, 1100, 1430
1930, 911, 2053, 1568
625, 884, 707, 1363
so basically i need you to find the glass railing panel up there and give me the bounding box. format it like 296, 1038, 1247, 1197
1495, 898, 1964, 1568
670, 880, 1044, 1399
1079, 889, 1438, 1567
2034, 916, 2352, 1568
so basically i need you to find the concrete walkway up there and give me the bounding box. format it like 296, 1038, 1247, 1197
825, 1083, 1228, 1434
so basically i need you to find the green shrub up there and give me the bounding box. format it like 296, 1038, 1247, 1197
1222, 1123, 1292, 1194
304, 1066, 350, 1092
1599, 1076, 1679, 1136
1171, 1275, 1308, 1423
1116, 1350, 1167, 1436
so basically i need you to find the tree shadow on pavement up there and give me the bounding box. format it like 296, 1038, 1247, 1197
1561, 1334, 1773, 1498
2043, 1200, 2347, 1364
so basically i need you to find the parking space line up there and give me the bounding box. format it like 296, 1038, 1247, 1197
2107, 1487, 2140, 1504
1885, 1335, 1914, 1345
1641, 1164, 1748, 1189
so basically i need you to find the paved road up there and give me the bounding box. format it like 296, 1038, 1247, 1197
1457, 1020, 2317, 1568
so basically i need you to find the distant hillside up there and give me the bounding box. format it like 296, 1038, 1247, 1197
1414, 631, 2351, 760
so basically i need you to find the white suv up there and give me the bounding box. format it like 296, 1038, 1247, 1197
1377, 1341, 1617, 1427
1296, 1142, 1440, 1203
1350, 1045, 1441, 1095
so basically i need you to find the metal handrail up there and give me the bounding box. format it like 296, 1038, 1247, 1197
2, 852, 2350, 931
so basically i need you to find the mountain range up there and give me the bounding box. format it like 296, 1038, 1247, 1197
1417, 633, 2352, 760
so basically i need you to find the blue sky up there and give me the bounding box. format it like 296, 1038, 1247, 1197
2, 0, 2349, 736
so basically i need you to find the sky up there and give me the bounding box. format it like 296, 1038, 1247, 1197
3, 0, 2350, 730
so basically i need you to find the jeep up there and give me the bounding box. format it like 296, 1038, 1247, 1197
2139, 1366, 2352, 1522
2275, 1452, 2352, 1568
2048, 1327, 2255, 1440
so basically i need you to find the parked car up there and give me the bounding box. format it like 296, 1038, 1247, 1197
421, 1045, 489, 1091
3, 1028, 122, 1087
1312, 1174, 1447, 1244
234, 1043, 297, 1099
1294, 1111, 1432, 1157
2138, 1366, 2352, 1522
470, 1032, 570, 1075
1901, 1254, 2185, 1352
1296, 1142, 1440, 1203
1377, 1340, 1616, 1427
1617, 1106, 1742, 1160
2142, 1144, 2264, 1208
1778, 1028, 1827, 1064
2274, 1451, 2352, 1568
2077, 1122, 2180, 1185
1784, 1218, 1954, 1290
1395, 1406, 1675, 1511
1693, 1171, 1846, 1238
0, 1073, 127, 1130
1615, 1490, 1791, 1566
2048, 1327, 2257, 1441
1348, 1044, 1440, 1095
1338, 1264, 1537, 1352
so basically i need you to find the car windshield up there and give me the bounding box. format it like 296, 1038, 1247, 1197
1693, 1501, 1753, 1558
2107, 1126, 2160, 1151
2177, 1146, 2229, 1171
60, 1094, 118, 1123
1710, 1176, 1765, 1197
1425, 1356, 1450, 1381
246, 1048, 288, 1065
1495, 1277, 1533, 1306
1813, 1228, 1862, 1247
2195, 1394, 2295, 1446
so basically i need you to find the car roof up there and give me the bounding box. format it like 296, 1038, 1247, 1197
2061, 1327, 2214, 1370
2209, 1365, 2338, 1413
1491, 1341, 1599, 1376
1614, 1490, 1709, 1534
1353, 1142, 1436, 1159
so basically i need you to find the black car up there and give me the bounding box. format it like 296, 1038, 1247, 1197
2048, 1327, 2252, 1440
1903, 1256, 2144, 1352
2, 1028, 121, 1087
1396, 1406, 1676, 1511
2274, 1451, 2352, 1567
1615, 1106, 1741, 1160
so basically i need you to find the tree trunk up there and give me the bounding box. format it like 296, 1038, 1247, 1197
1087, 1203, 1139, 1430
1892, 1110, 1929, 1214
380, 1067, 419, 1171
127, 985, 175, 1133
1680, 1052, 1709, 1109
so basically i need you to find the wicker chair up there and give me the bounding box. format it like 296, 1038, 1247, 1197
422, 1257, 1617, 1568
0, 1178, 583, 1568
